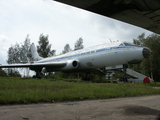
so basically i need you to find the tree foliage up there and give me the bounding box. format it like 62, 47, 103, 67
7, 35, 32, 77
20, 35, 32, 62
7, 35, 32, 64
7, 43, 21, 64
20, 35, 32, 77
37, 34, 55, 58
62, 44, 71, 54
74, 38, 84, 50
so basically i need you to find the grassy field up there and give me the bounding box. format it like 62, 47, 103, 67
0, 77, 160, 104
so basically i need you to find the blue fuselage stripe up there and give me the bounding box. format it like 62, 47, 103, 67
37, 46, 137, 63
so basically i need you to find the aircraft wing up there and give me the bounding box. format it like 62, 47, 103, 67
53, 0, 160, 34
0, 62, 66, 68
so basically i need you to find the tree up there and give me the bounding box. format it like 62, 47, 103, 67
37, 34, 56, 58
62, 44, 71, 54
7, 43, 21, 77
6, 35, 32, 77
20, 35, 32, 62
20, 35, 32, 77
7, 43, 21, 64
74, 38, 84, 50
7, 35, 32, 64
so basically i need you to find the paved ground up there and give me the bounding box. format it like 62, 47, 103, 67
0, 95, 160, 120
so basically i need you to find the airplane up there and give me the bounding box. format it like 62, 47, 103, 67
0, 41, 151, 79
53, 0, 160, 34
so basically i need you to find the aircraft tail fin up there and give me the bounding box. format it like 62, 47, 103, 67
31, 43, 43, 61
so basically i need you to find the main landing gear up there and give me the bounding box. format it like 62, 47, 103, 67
119, 64, 128, 82
32, 70, 41, 79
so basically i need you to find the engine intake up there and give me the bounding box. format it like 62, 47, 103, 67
65, 60, 79, 70
72, 60, 78, 68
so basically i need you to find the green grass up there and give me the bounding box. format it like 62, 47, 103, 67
0, 77, 160, 104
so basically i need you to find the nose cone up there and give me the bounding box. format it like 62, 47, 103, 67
143, 48, 151, 58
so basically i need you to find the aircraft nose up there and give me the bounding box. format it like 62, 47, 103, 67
142, 48, 151, 58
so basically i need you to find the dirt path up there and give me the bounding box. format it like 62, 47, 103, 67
0, 95, 160, 120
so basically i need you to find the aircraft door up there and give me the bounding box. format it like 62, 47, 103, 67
94, 45, 107, 67
112, 47, 123, 65
103, 46, 123, 66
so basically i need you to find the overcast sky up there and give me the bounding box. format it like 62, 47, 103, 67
0, 0, 153, 65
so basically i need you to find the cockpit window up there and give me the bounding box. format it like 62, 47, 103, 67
119, 43, 124, 46
119, 42, 135, 46
124, 42, 134, 46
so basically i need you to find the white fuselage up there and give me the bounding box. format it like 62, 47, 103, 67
35, 42, 144, 72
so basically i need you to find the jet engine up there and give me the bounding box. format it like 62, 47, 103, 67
65, 60, 79, 70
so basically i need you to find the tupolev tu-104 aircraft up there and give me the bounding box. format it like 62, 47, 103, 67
0, 41, 151, 78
